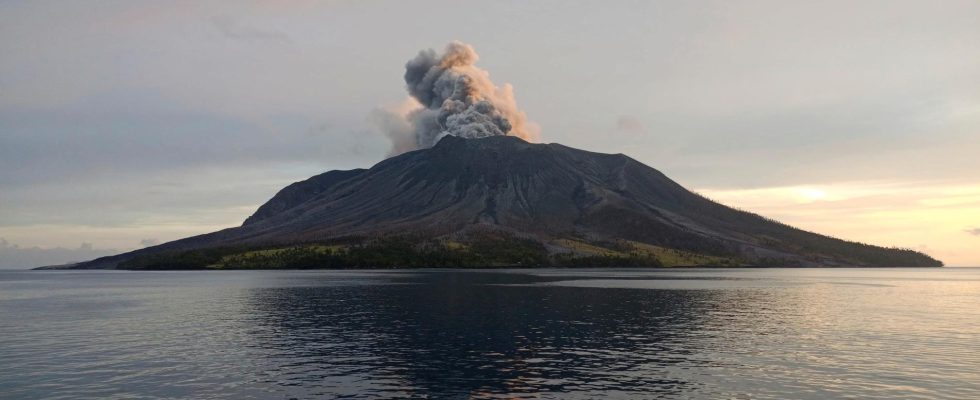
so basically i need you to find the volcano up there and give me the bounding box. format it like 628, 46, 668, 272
50, 136, 941, 269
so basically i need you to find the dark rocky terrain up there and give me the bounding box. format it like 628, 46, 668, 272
43, 136, 941, 269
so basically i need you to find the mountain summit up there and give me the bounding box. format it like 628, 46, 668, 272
50, 136, 941, 269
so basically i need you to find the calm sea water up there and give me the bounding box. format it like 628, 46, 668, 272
1, 268, 978, 399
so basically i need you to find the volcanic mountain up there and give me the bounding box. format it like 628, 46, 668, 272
51, 136, 941, 269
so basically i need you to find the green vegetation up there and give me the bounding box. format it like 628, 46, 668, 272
550, 238, 739, 267
116, 233, 704, 270
621, 241, 740, 267
115, 224, 934, 270
119, 247, 248, 270
119, 233, 550, 270
552, 239, 624, 257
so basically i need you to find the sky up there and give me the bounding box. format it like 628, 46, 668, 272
1, 0, 978, 268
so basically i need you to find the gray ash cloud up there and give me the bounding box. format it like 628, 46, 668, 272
374, 41, 538, 156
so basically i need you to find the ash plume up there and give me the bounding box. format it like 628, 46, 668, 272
374, 41, 539, 156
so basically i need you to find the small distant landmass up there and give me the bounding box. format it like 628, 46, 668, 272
0, 239, 117, 270
39, 136, 941, 270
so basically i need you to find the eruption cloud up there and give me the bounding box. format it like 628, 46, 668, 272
374, 41, 539, 156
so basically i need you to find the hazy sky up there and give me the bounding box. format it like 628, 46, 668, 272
1, 0, 978, 267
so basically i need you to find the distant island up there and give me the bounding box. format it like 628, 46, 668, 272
39, 135, 941, 270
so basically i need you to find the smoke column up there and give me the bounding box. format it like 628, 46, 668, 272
373, 41, 539, 156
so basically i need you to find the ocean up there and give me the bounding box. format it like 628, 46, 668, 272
1, 268, 978, 399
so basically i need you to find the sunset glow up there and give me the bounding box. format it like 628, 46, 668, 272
699, 181, 980, 265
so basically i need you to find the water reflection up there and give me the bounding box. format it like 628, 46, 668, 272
3, 269, 978, 399
246, 272, 724, 398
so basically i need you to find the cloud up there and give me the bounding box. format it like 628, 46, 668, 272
0, 88, 376, 187
0, 238, 119, 269
966, 228, 980, 236
369, 98, 421, 157
139, 238, 160, 247
374, 41, 539, 156
0, 1, 977, 265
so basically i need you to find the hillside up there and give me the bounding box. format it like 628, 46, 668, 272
45, 136, 942, 269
